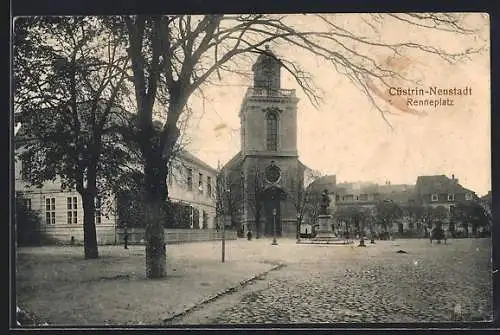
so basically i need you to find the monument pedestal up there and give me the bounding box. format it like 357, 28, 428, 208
298, 189, 351, 245
315, 214, 335, 238
306, 214, 349, 244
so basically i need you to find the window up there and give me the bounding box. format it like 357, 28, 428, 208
265, 164, 281, 183
45, 197, 56, 224
335, 195, 340, 201
207, 176, 212, 197
447, 193, 455, 201
202, 210, 208, 229
95, 197, 101, 225
465, 193, 473, 201
186, 168, 193, 191
22, 198, 32, 210
266, 112, 278, 151
431, 194, 438, 202
67, 197, 78, 224
359, 194, 368, 201
199, 173, 203, 194
343, 195, 354, 201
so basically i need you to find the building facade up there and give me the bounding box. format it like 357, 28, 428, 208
167, 150, 218, 229
414, 174, 476, 210
221, 46, 307, 237
15, 127, 217, 245
304, 175, 480, 236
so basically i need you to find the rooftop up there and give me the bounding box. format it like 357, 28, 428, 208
415, 175, 473, 196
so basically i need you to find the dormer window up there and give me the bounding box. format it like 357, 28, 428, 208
465, 193, 473, 201
431, 194, 438, 202
447, 193, 455, 201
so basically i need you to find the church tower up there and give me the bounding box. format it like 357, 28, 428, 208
238, 46, 303, 237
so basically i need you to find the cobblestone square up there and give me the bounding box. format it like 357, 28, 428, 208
174, 237, 493, 324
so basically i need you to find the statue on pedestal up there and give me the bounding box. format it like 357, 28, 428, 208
319, 189, 330, 215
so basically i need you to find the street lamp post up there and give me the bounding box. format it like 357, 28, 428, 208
272, 208, 278, 245
296, 213, 301, 243
222, 186, 230, 263
221, 214, 225, 263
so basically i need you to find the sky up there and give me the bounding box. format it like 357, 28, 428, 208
180, 13, 491, 196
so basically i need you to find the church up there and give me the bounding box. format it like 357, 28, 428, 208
221, 46, 308, 237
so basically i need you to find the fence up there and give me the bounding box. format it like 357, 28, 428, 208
35, 224, 116, 246
116, 228, 237, 245
28, 226, 236, 246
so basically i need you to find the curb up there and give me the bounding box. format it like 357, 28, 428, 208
162, 262, 286, 324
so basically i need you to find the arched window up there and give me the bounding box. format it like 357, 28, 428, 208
266, 112, 278, 151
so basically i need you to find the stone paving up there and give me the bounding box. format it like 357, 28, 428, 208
204, 238, 492, 324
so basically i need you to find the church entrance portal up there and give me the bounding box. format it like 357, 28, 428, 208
262, 187, 286, 237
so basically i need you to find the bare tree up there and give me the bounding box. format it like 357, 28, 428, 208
241, 163, 265, 238
115, 14, 485, 278
374, 200, 404, 237
289, 169, 322, 239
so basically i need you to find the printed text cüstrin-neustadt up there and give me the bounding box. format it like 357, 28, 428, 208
388, 86, 472, 108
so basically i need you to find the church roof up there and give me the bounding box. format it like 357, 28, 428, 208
298, 159, 312, 173
221, 151, 243, 172
308, 175, 336, 193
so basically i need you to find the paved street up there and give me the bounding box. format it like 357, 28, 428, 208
169, 237, 492, 324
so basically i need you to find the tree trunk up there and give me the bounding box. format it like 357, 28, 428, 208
144, 155, 167, 279
145, 197, 166, 278
81, 191, 99, 259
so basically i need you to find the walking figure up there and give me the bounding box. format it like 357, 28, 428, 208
247, 230, 253, 241
124, 225, 129, 249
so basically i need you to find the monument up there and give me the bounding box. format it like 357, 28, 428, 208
314, 189, 335, 238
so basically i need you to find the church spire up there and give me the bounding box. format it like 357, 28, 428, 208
252, 45, 281, 90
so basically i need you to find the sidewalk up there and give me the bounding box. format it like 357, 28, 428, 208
15, 239, 281, 326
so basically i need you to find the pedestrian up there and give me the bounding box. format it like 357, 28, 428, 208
247, 230, 253, 241
124, 225, 129, 249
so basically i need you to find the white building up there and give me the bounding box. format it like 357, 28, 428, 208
14, 111, 217, 245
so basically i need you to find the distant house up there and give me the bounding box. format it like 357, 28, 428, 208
333, 181, 415, 234
414, 174, 477, 211
335, 181, 415, 209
